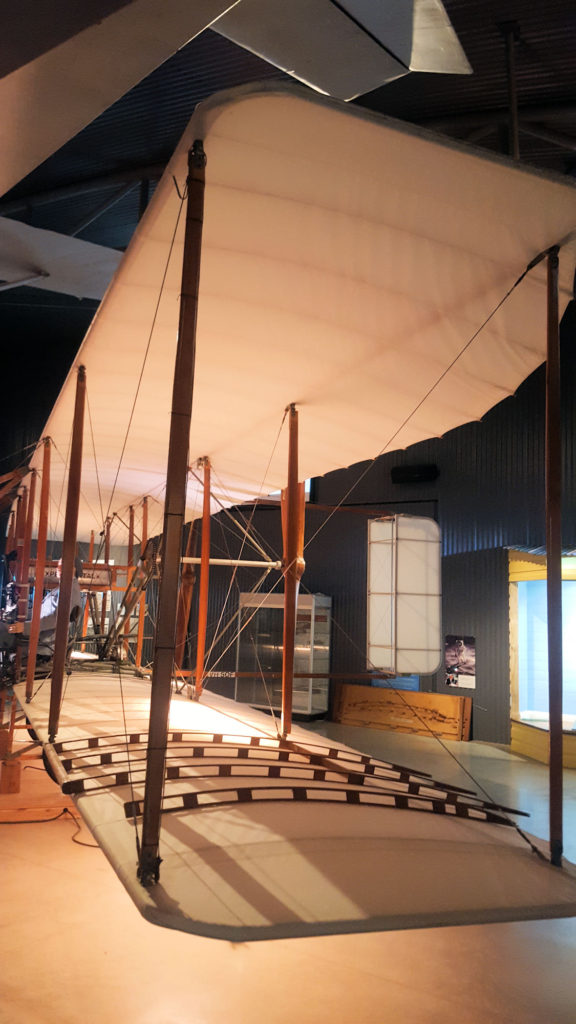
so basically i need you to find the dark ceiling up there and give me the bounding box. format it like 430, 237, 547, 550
1, 0, 575, 468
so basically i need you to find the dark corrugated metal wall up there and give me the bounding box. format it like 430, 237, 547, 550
435, 549, 511, 743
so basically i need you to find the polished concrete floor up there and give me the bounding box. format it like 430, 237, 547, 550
1, 720, 575, 1024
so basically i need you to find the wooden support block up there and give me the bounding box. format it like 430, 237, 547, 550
0, 758, 22, 794
332, 684, 472, 740
0, 728, 10, 758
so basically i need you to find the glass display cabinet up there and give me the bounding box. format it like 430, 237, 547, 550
235, 592, 331, 715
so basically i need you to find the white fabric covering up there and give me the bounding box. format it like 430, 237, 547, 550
32, 85, 576, 540
0, 218, 122, 300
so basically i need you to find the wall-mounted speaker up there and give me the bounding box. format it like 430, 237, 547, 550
390, 464, 439, 484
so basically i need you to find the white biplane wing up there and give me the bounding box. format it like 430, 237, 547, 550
30, 85, 576, 540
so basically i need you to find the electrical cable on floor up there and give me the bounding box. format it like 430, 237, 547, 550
0, 808, 69, 825
63, 807, 99, 847
0, 798, 98, 847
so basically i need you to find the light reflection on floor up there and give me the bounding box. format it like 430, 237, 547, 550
2, 695, 575, 1023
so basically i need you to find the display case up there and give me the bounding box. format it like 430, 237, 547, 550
235, 593, 331, 715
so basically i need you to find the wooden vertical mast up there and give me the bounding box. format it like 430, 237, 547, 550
5, 510, 15, 557
194, 457, 211, 700
546, 246, 563, 867
48, 365, 86, 742
80, 530, 94, 652
138, 141, 206, 885
281, 404, 305, 738
123, 505, 135, 656
26, 439, 51, 699
100, 517, 111, 634
135, 497, 148, 670
13, 490, 27, 604
14, 472, 36, 681
17, 472, 36, 623
175, 520, 197, 675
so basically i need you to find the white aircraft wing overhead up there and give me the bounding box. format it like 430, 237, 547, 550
0, 218, 122, 300
215, 0, 471, 101
215, 0, 408, 100
0, 0, 472, 200
0, 0, 237, 199
335, 0, 472, 75
30, 85, 576, 541
0, 0, 471, 198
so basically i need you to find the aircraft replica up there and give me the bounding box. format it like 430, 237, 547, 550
2, 85, 576, 938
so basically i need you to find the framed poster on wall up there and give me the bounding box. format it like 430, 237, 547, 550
445, 634, 476, 689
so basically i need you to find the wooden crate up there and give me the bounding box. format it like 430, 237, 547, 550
332, 684, 472, 740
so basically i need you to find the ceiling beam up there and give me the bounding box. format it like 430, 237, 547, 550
421, 100, 576, 133
0, 164, 164, 216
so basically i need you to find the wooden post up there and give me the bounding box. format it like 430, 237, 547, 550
123, 506, 135, 656
135, 497, 148, 670
194, 458, 211, 699
138, 141, 206, 886
48, 365, 86, 742
0, 696, 20, 794
13, 473, 36, 681
100, 517, 111, 634
546, 246, 563, 867
26, 440, 51, 699
175, 520, 197, 675
13, 489, 27, 610
21, 471, 37, 613
0, 693, 16, 760
281, 404, 306, 738
80, 530, 94, 651
2, 510, 15, 621
5, 509, 15, 556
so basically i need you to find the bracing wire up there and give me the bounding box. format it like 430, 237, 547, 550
249, 632, 280, 736
197, 410, 288, 683
48, 435, 72, 547
86, 387, 105, 529
0, 439, 39, 468
190, 478, 274, 562
294, 571, 547, 857
104, 188, 187, 526
304, 249, 553, 553
49, 436, 103, 547
201, 568, 282, 685
194, 566, 274, 689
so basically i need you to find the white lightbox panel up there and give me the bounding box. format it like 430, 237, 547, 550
367, 515, 441, 675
